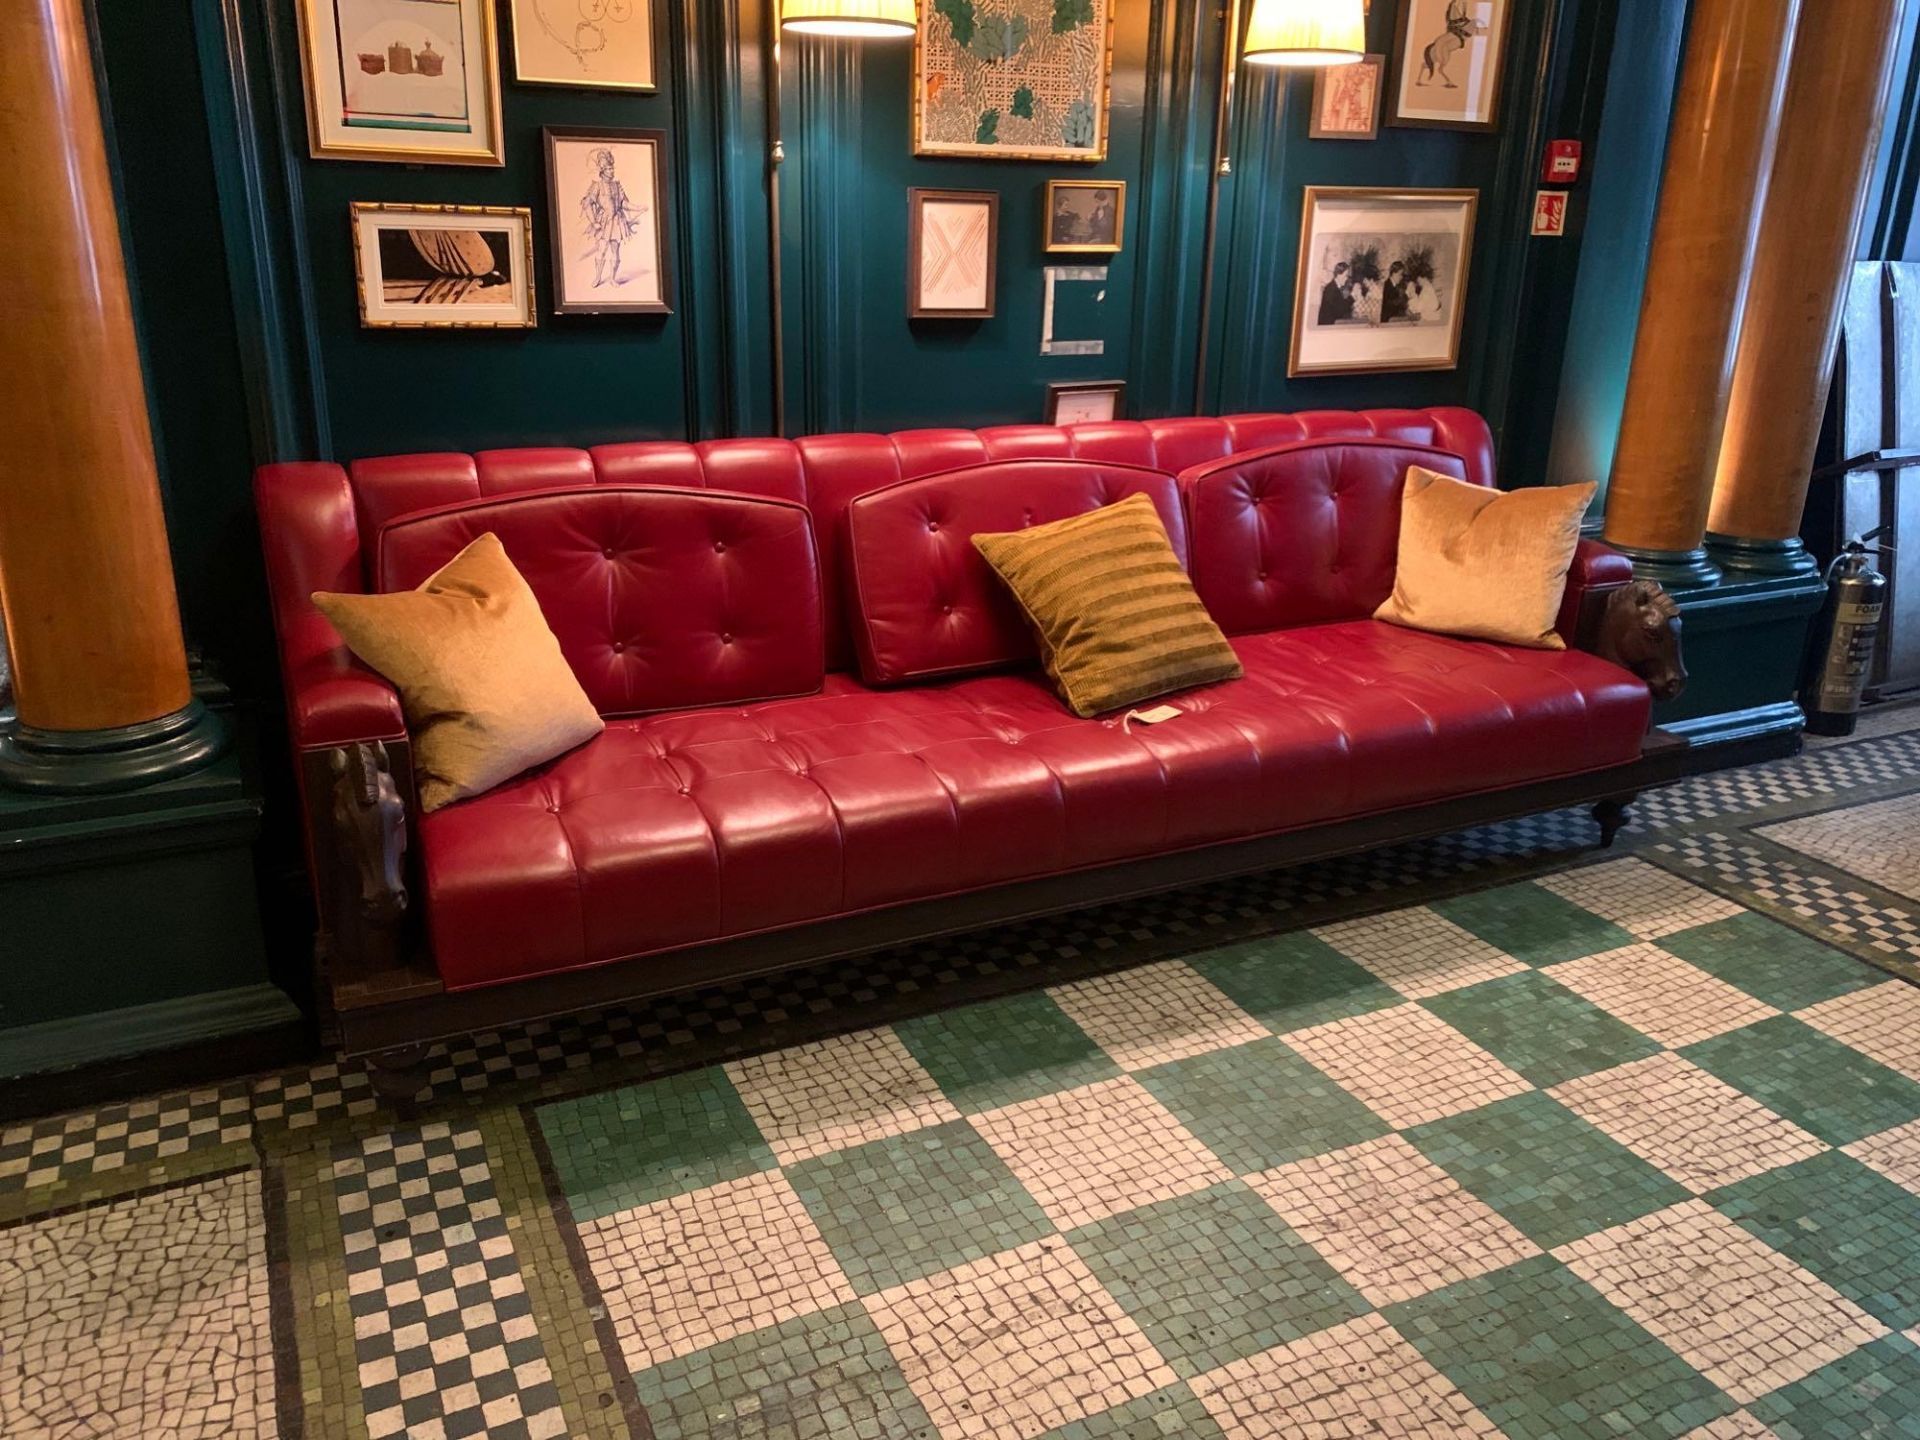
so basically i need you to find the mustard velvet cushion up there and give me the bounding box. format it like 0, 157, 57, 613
972, 493, 1244, 717
1375, 467, 1598, 650
312, 533, 604, 811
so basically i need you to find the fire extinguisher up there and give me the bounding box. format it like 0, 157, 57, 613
1802, 529, 1890, 736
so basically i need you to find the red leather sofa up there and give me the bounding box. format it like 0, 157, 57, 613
256, 407, 1675, 1064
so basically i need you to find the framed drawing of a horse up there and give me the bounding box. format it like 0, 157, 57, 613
1389, 0, 1514, 132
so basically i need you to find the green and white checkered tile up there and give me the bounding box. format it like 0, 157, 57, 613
532, 866, 1920, 1440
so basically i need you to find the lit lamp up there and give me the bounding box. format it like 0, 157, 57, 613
1242, 0, 1366, 66
780, 0, 914, 38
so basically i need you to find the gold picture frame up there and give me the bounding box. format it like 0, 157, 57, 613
1288, 186, 1478, 377
297, 0, 506, 165
350, 202, 537, 329
509, 0, 657, 91
911, 0, 1116, 163
1044, 180, 1125, 255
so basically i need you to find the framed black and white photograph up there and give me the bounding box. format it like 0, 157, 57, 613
350, 202, 536, 328
510, 0, 655, 90
1289, 187, 1477, 376
908, 189, 999, 319
1389, 0, 1513, 132
296, 0, 505, 165
1310, 54, 1385, 140
1044, 180, 1125, 255
1045, 380, 1125, 425
543, 127, 672, 315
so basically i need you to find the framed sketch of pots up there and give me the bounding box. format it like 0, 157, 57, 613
297, 0, 505, 164
1389, 0, 1513, 132
1045, 180, 1125, 255
350, 202, 536, 328
1289, 187, 1478, 376
543, 127, 673, 315
510, 0, 656, 90
1045, 380, 1125, 424
908, 189, 999, 319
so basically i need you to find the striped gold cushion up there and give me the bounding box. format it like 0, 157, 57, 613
972, 493, 1244, 717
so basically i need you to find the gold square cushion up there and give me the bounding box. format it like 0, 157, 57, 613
1375, 467, 1598, 650
973, 492, 1244, 717
313, 533, 603, 811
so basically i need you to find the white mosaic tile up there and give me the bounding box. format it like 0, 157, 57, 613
1545, 944, 1778, 1048
1312, 908, 1526, 999
1048, 960, 1270, 1071
725, 1026, 961, 1165
1539, 858, 1743, 939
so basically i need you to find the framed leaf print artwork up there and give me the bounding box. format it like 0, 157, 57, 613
510, 0, 655, 90
1288, 187, 1477, 376
1389, 0, 1513, 132
350, 203, 536, 328
544, 128, 673, 315
914, 0, 1115, 162
908, 189, 999, 319
297, 0, 505, 164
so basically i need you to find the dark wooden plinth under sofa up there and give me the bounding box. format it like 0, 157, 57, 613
254, 406, 1721, 1094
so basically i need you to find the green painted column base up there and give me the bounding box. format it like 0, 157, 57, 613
0, 697, 229, 795
1611, 543, 1724, 590
1704, 532, 1823, 580
1647, 568, 1828, 746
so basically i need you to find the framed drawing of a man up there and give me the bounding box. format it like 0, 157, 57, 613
543, 127, 673, 315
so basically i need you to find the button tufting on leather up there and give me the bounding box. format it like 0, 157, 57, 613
927, 520, 940, 533
721, 631, 734, 644
714, 539, 726, 553
602, 547, 615, 559
612, 641, 626, 654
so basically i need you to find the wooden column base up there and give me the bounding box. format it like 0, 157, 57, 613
0, 698, 227, 794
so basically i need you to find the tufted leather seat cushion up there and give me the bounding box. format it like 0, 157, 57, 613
418, 618, 1651, 988
844, 460, 1186, 684
376, 486, 823, 716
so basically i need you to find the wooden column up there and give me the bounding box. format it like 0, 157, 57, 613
0, 0, 223, 790
1600, 0, 1800, 587
1705, 0, 1907, 575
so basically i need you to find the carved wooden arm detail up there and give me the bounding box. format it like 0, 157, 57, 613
1591, 579, 1688, 703
315, 740, 414, 989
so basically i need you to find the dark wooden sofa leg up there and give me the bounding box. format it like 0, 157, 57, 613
365, 1044, 432, 1119
1592, 796, 1635, 849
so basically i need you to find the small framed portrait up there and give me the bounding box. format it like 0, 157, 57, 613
296, 0, 505, 165
1045, 180, 1126, 255
1389, 0, 1514, 132
908, 189, 999, 319
350, 202, 536, 328
544, 127, 673, 315
1289, 187, 1478, 376
1310, 54, 1385, 140
510, 0, 655, 90
1045, 380, 1125, 425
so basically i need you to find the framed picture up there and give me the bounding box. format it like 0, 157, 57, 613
1046, 380, 1124, 425
914, 0, 1115, 162
908, 189, 999, 319
296, 0, 505, 164
1045, 180, 1125, 255
1289, 187, 1477, 377
350, 202, 536, 328
1309, 54, 1385, 140
510, 0, 654, 90
1389, 0, 1513, 132
544, 128, 673, 315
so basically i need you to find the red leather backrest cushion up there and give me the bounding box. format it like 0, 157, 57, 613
375, 486, 823, 716
844, 459, 1184, 685
1181, 440, 1472, 635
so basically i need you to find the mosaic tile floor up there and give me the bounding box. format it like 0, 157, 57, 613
4, 706, 1920, 1438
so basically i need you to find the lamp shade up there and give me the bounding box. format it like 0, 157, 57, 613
1242, 0, 1366, 65
781, 0, 915, 36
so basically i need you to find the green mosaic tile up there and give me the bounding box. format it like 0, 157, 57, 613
786, 1119, 1053, 1294
535, 1067, 772, 1222
1748, 1333, 1920, 1439
893, 990, 1119, 1114
1409, 1092, 1689, 1251
1040, 1383, 1229, 1439
1388, 1254, 1734, 1440
1658, 912, 1886, 1012
633, 1300, 938, 1439
1070, 1182, 1368, 1379
1433, 883, 1635, 966
1423, 971, 1661, 1088
1186, 931, 1402, 1033
1135, 1037, 1388, 1175
1682, 1016, 1920, 1146
1713, 1150, 1920, 1330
